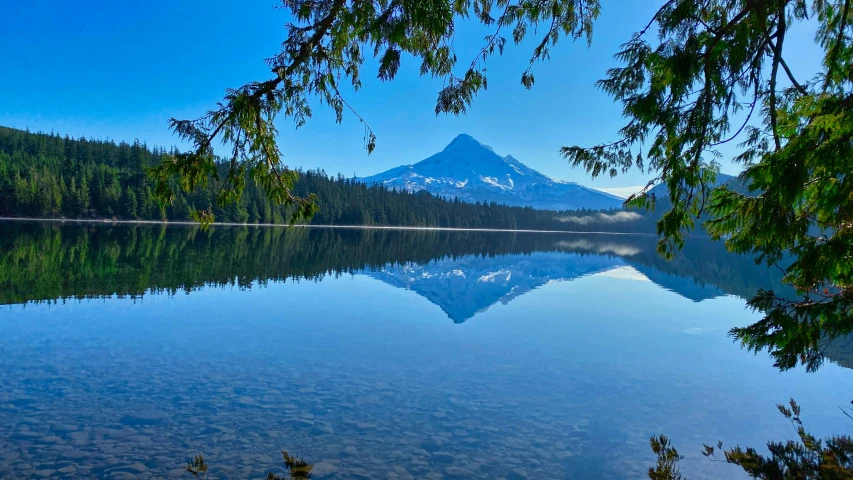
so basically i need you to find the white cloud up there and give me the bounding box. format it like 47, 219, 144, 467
555, 211, 643, 225
683, 327, 716, 335
555, 240, 642, 256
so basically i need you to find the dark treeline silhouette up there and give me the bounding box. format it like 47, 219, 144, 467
0, 126, 651, 231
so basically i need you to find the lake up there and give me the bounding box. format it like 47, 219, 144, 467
0, 221, 849, 479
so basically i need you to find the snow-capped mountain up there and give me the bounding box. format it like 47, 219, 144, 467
361, 134, 624, 210
364, 249, 727, 323
365, 252, 625, 322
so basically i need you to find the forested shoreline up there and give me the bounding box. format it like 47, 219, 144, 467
0, 126, 651, 232
0, 222, 777, 306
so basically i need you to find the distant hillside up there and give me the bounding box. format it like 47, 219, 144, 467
0, 126, 652, 232
646, 171, 752, 210
362, 134, 624, 210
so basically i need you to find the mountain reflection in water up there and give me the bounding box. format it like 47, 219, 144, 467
0, 221, 783, 311
0, 221, 850, 480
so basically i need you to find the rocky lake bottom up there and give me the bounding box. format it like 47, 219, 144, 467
0, 225, 848, 479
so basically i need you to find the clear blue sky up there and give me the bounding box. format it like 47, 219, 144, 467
0, 0, 822, 193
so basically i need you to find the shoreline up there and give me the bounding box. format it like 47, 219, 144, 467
0, 216, 656, 236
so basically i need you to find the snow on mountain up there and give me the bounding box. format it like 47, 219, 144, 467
365, 252, 625, 323
361, 134, 624, 210
364, 248, 727, 323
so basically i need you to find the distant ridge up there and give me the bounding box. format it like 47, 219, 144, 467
362, 134, 624, 210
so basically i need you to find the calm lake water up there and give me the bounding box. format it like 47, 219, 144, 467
0, 221, 849, 479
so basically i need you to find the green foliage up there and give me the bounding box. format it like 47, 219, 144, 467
185, 451, 312, 480
270, 451, 313, 479
707, 85, 853, 371
702, 400, 853, 479
558, 0, 853, 373
154, 0, 602, 220
649, 435, 685, 480
649, 401, 853, 479
0, 127, 164, 220
185, 455, 209, 478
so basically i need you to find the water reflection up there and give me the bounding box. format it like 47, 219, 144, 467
0, 222, 848, 480
0, 222, 785, 310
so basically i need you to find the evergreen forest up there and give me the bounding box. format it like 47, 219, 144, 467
0, 126, 648, 232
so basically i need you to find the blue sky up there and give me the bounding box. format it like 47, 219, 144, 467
0, 1, 822, 195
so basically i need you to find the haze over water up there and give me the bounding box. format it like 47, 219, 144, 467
0, 222, 848, 479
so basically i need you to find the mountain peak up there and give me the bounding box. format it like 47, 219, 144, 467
452, 133, 477, 142
362, 135, 624, 210
445, 133, 486, 150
